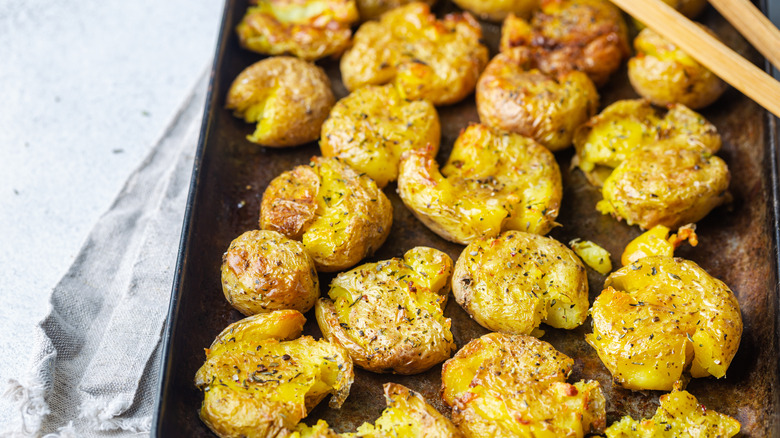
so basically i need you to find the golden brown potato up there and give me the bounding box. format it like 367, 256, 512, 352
569, 238, 612, 275
320, 84, 440, 188
260, 157, 393, 272
291, 420, 341, 438
452, 231, 589, 335
221, 230, 319, 315
453, 0, 539, 21
235, 0, 359, 61
340, 3, 489, 105
315, 247, 455, 374
441, 333, 606, 437
587, 256, 743, 391
397, 124, 562, 245
476, 48, 599, 151
597, 141, 730, 230
629, 27, 728, 109
621, 224, 698, 266
226, 57, 335, 147
194, 310, 354, 438
500, 0, 630, 87
606, 389, 740, 437
572, 100, 721, 186
356, 0, 436, 20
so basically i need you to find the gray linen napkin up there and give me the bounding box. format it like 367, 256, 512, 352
2, 72, 208, 438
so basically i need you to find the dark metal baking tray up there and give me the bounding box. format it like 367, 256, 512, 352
153, 0, 780, 435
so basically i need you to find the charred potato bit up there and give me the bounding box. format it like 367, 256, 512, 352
500, 0, 630, 87
441, 333, 606, 437
226, 57, 335, 147
356, 0, 436, 20
573, 100, 721, 186
476, 48, 599, 151
588, 256, 743, 391
221, 230, 319, 315
453, 0, 539, 22
235, 0, 359, 61
315, 247, 456, 374
597, 141, 730, 230
194, 310, 354, 438
606, 390, 740, 437
453, 231, 589, 335
629, 27, 727, 109
320, 84, 440, 188
397, 124, 562, 244
340, 3, 489, 106
260, 157, 393, 272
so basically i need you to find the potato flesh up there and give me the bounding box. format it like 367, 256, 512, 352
569, 239, 611, 275
453, 0, 539, 21
587, 256, 742, 391
605, 390, 740, 437
355, 0, 437, 20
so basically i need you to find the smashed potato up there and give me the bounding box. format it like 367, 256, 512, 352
226, 57, 335, 147
320, 84, 440, 188
442, 333, 606, 437
621, 224, 698, 266
235, 0, 359, 61
569, 238, 612, 275
606, 390, 740, 437
194, 310, 354, 438
572, 100, 721, 186
452, 231, 589, 335
397, 124, 562, 245
597, 141, 730, 230
221, 230, 319, 315
588, 256, 743, 391
356, 0, 436, 20
453, 0, 539, 21
315, 247, 455, 374
260, 157, 393, 272
629, 27, 727, 109
476, 48, 599, 151
340, 3, 489, 105
500, 0, 630, 87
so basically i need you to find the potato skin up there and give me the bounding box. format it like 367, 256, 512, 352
315, 247, 455, 374
320, 84, 440, 188
260, 157, 393, 272
194, 310, 354, 438
597, 141, 730, 230
226, 57, 335, 147
355, 0, 436, 20
572, 99, 721, 186
500, 0, 630, 87
340, 3, 489, 105
235, 0, 359, 61
453, 0, 539, 21
221, 230, 319, 316
398, 124, 562, 244
441, 333, 606, 437
587, 256, 743, 391
452, 231, 589, 335
629, 27, 727, 109
477, 48, 599, 151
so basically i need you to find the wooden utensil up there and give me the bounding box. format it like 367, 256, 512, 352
708, 0, 780, 70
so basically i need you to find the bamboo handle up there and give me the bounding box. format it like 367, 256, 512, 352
608, 0, 780, 119
708, 0, 780, 70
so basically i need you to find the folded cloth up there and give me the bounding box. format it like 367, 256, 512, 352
2, 72, 208, 438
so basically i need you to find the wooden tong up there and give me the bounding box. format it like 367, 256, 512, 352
609, 0, 780, 118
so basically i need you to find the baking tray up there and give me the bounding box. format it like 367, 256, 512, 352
153, 0, 780, 435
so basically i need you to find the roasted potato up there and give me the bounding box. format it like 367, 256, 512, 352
621, 224, 698, 266
235, 0, 359, 61
340, 3, 489, 105
453, 0, 539, 21
476, 48, 599, 151
572, 99, 721, 186
355, 0, 436, 20
587, 256, 743, 391
633, 0, 707, 29
441, 333, 606, 437
500, 0, 630, 87
397, 124, 562, 244
597, 141, 730, 230
315, 247, 455, 374
260, 157, 393, 272
226, 57, 335, 147
629, 27, 727, 109
569, 238, 612, 275
320, 84, 440, 188
194, 310, 354, 438
221, 230, 319, 315
452, 231, 589, 335
292, 421, 341, 438
606, 390, 740, 437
